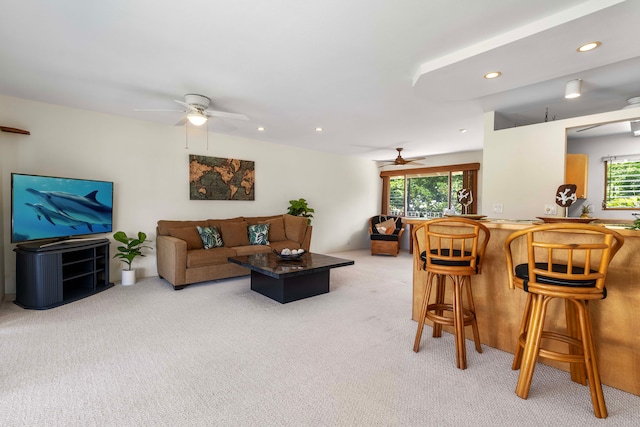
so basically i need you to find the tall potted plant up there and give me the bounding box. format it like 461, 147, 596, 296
287, 198, 315, 225
113, 231, 153, 285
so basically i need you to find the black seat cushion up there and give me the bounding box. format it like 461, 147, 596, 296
515, 263, 605, 297
420, 250, 479, 272
371, 233, 400, 242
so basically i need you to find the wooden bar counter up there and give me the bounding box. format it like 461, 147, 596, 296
406, 218, 640, 396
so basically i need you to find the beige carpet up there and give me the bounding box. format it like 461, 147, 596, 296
1, 249, 638, 426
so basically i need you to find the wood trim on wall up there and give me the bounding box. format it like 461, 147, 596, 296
379, 162, 480, 178
379, 162, 481, 215
381, 175, 390, 214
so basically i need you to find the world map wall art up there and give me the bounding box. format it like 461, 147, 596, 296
189, 154, 255, 200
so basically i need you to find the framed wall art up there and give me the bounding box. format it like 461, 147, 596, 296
189, 154, 255, 200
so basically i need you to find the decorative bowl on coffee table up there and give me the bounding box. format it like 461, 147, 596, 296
273, 250, 305, 261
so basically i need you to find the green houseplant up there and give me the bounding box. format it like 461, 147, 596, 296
113, 231, 153, 285
287, 198, 315, 224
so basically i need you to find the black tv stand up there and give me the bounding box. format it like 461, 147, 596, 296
14, 238, 114, 309
38, 237, 107, 249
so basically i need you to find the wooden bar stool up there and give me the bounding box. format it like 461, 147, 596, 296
504, 223, 624, 418
412, 217, 490, 369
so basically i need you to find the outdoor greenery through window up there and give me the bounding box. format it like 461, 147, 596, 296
604, 156, 640, 209
381, 163, 479, 217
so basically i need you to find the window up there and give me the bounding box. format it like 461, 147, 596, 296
381, 163, 479, 217
604, 155, 640, 209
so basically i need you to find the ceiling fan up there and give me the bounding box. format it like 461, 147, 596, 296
377, 148, 425, 167
575, 96, 640, 134
135, 94, 249, 126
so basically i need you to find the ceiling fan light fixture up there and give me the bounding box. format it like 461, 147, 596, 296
187, 111, 208, 126
565, 79, 581, 99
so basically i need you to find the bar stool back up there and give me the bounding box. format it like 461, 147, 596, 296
412, 217, 490, 369
504, 223, 624, 418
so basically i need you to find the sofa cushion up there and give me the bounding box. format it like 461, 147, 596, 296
158, 220, 209, 236
168, 227, 203, 250
283, 214, 308, 243
186, 247, 238, 268
220, 221, 250, 247
196, 225, 224, 249
232, 245, 272, 256
208, 217, 244, 230
245, 215, 278, 225
248, 223, 270, 245
260, 217, 286, 241
375, 218, 396, 234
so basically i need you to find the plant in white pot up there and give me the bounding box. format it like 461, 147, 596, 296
113, 231, 153, 286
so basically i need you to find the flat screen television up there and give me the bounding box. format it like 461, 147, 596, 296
11, 173, 114, 244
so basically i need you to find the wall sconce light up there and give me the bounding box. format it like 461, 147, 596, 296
187, 111, 208, 126
565, 79, 582, 99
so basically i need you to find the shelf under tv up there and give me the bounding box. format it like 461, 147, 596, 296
14, 238, 114, 309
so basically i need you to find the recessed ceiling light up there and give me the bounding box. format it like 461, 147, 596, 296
315, 127, 323, 132
459, 129, 468, 133
577, 41, 601, 52
484, 71, 501, 79
257, 127, 265, 131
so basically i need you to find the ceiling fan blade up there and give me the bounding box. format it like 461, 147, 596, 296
134, 108, 186, 112
174, 100, 198, 112
204, 110, 249, 121
576, 124, 602, 132
174, 117, 187, 126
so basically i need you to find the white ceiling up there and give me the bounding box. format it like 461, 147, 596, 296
1, 0, 640, 162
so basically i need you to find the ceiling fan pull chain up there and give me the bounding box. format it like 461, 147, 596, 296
185, 122, 189, 149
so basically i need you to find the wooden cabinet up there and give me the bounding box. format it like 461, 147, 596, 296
14, 239, 113, 309
565, 153, 588, 199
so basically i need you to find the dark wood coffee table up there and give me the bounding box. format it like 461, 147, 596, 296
228, 252, 354, 303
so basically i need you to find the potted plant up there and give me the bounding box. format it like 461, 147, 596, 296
113, 231, 153, 285
630, 213, 640, 230
580, 204, 592, 218
287, 198, 315, 224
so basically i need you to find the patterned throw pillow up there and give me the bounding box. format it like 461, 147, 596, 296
375, 218, 397, 234
248, 223, 270, 245
196, 226, 224, 249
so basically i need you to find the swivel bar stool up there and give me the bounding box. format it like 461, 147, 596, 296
413, 217, 490, 369
504, 223, 624, 418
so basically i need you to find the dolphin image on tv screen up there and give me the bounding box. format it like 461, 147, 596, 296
25, 203, 94, 231
26, 188, 112, 228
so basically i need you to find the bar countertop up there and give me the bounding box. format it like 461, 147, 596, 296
409, 218, 640, 396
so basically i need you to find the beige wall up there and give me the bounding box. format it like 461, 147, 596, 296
0, 95, 381, 294
482, 108, 640, 220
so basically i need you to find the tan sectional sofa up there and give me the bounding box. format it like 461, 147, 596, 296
156, 214, 312, 289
